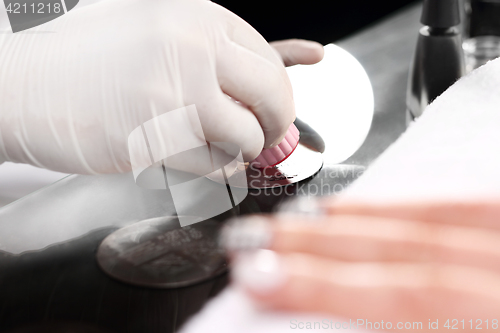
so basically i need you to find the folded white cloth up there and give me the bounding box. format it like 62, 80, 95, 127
340, 57, 500, 204
179, 287, 369, 333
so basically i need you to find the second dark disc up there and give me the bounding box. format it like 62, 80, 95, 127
96, 216, 227, 288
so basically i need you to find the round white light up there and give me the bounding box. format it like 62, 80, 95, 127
286, 43, 374, 164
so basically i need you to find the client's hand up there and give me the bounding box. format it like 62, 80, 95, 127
224, 199, 500, 330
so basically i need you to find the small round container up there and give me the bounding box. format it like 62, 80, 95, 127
251, 123, 300, 168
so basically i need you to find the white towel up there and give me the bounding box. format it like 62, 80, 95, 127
340, 57, 500, 203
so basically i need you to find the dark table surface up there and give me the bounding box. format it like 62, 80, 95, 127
342, 2, 420, 166
0, 3, 422, 333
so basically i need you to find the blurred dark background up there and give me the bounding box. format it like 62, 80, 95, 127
213, 0, 419, 44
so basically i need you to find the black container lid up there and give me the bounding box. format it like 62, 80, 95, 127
421, 0, 461, 28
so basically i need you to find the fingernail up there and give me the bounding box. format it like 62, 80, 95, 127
268, 139, 282, 148
268, 134, 286, 149
272, 137, 285, 148
219, 216, 273, 252
232, 249, 287, 294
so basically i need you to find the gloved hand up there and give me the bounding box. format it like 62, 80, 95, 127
0, 0, 321, 175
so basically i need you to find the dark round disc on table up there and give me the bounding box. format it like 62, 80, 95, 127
96, 216, 227, 288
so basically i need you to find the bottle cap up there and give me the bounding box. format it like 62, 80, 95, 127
421, 0, 461, 28
251, 123, 300, 168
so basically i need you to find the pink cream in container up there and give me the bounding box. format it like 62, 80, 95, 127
251, 123, 300, 168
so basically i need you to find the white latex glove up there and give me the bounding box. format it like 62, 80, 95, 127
0, 0, 297, 174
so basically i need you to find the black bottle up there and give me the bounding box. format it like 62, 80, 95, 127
406, 0, 466, 122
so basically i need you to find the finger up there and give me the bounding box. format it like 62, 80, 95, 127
268, 214, 500, 273
198, 93, 265, 161
233, 250, 500, 325
269, 39, 325, 67
157, 38, 267, 162
213, 3, 296, 147
135, 85, 264, 170
326, 199, 500, 230
212, 5, 297, 147
216, 40, 295, 148
223, 214, 500, 273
